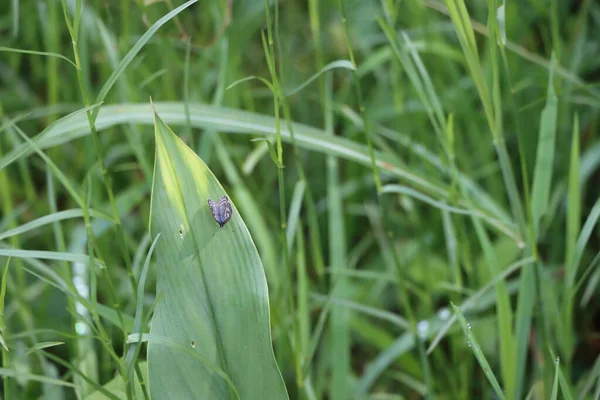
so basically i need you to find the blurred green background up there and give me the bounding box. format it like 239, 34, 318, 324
1, 0, 599, 399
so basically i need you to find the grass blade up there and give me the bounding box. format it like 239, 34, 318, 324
284, 60, 354, 96
0, 47, 77, 69
551, 356, 560, 400
451, 303, 506, 400
530, 57, 558, 236
90, 0, 198, 122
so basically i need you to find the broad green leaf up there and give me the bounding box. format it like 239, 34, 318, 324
147, 109, 288, 399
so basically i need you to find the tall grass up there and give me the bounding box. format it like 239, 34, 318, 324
0, 0, 599, 399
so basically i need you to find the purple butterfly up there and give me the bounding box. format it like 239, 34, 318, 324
207, 195, 233, 228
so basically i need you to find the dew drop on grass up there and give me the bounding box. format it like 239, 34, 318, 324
417, 320, 429, 340
554, 356, 560, 365
467, 323, 472, 330
437, 308, 450, 321
75, 322, 87, 335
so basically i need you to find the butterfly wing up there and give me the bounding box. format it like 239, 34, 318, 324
208, 196, 233, 227
208, 198, 218, 223
218, 196, 232, 227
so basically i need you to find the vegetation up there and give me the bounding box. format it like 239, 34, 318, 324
0, 0, 599, 399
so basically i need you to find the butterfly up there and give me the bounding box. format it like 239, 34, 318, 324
207, 195, 233, 228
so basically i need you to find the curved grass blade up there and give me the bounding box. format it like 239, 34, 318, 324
0, 209, 112, 241
381, 184, 519, 242
0, 102, 102, 171
147, 109, 288, 399
427, 256, 534, 354
0, 249, 104, 268
284, 60, 354, 96
0, 367, 75, 388
2, 102, 509, 221
0, 102, 519, 240
0, 46, 78, 69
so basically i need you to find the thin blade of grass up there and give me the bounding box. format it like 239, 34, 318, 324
513, 260, 537, 400
530, 56, 558, 236
0, 102, 102, 171
286, 180, 306, 253
0, 209, 112, 242
470, 215, 515, 396
90, 0, 199, 122
451, 303, 506, 400
125, 234, 160, 398
568, 197, 600, 292
427, 256, 533, 354
0, 368, 75, 388
0, 47, 77, 69
0, 258, 9, 351
324, 66, 350, 399
551, 356, 560, 400
0, 249, 104, 268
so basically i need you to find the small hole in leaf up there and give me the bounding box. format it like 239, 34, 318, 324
190, 340, 196, 348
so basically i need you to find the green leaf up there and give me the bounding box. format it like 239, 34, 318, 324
147, 108, 288, 399
530, 57, 558, 236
